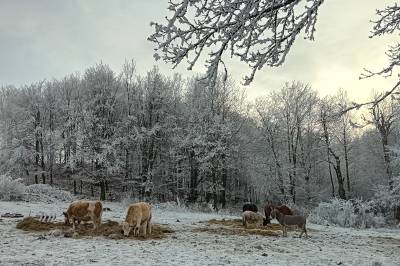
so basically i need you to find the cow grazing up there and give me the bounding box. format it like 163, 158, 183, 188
121, 202, 152, 237
242, 203, 258, 213
264, 204, 293, 225
63, 200, 103, 230
242, 211, 265, 228
271, 208, 308, 238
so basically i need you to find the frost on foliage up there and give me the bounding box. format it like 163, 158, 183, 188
309, 198, 385, 228
373, 176, 400, 213
149, 0, 324, 86
24, 184, 73, 203
0, 176, 73, 203
0, 175, 25, 201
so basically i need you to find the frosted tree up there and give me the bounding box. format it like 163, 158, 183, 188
181, 75, 246, 208
256, 82, 319, 204
318, 94, 357, 200
364, 97, 400, 190
81, 63, 121, 200
0, 86, 35, 178
149, 0, 324, 86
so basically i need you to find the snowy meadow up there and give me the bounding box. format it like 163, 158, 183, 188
1, 198, 400, 266
0, 184, 399, 266
3, 0, 400, 265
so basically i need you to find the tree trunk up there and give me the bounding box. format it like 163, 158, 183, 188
382, 136, 393, 190
188, 150, 198, 203
73, 180, 77, 195
49, 163, 53, 186
100, 180, 106, 201
40, 136, 45, 184
125, 149, 130, 179
343, 128, 351, 193
322, 112, 335, 197
220, 166, 227, 209
330, 149, 346, 200
34, 109, 40, 185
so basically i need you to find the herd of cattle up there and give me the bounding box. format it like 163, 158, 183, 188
62, 200, 152, 237
61, 200, 307, 238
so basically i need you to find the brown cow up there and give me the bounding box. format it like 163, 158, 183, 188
121, 202, 152, 237
63, 200, 103, 230
263, 204, 293, 225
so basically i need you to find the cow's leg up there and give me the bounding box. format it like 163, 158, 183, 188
92, 214, 99, 230
303, 225, 308, 238
134, 221, 140, 236
142, 221, 147, 237
72, 218, 77, 231
147, 219, 152, 235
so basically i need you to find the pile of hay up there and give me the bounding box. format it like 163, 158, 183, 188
16, 217, 174, 240
195, 218, 299, 237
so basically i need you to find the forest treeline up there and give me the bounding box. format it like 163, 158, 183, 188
0, 61, 398, 208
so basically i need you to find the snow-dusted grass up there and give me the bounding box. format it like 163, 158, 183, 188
1, 200, 400, 266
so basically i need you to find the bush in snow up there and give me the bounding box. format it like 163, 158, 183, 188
309, 198, 385, 228
372, 176, 400, 218
0, 174, 26, 201
24, 184, 73, 203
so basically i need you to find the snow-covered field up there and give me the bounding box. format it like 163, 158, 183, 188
1, 201, 399, 266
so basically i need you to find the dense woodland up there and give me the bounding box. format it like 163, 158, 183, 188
0, 60, 399, 210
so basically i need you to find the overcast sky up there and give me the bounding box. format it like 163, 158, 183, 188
0, 0, 398, 102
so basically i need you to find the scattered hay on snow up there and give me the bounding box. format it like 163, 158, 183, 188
16, 217, 174, 240
195, 218, 311, 237
193, 226, 280, 237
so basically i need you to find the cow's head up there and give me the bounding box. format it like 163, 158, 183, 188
121, 221, 132, 236
63, 212, 70, 225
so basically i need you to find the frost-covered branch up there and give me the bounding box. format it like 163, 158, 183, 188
149, 0, 325, 86
359, 3, 400, 105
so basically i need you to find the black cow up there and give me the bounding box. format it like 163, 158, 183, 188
242, 203, 258, 213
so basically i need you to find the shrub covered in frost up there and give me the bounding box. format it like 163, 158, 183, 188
24, 184, 73, 203
155, 200, 216, 213
372, 176, 400, 215
0, 175, 73, 203
309, 198, 386, 228
0, 175, 26, 201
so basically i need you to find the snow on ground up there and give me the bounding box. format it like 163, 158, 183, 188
1, 201, 399, 266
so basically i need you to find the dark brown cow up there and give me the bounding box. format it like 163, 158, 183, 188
263, 204, 293, 225
242, 203, 258, 213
